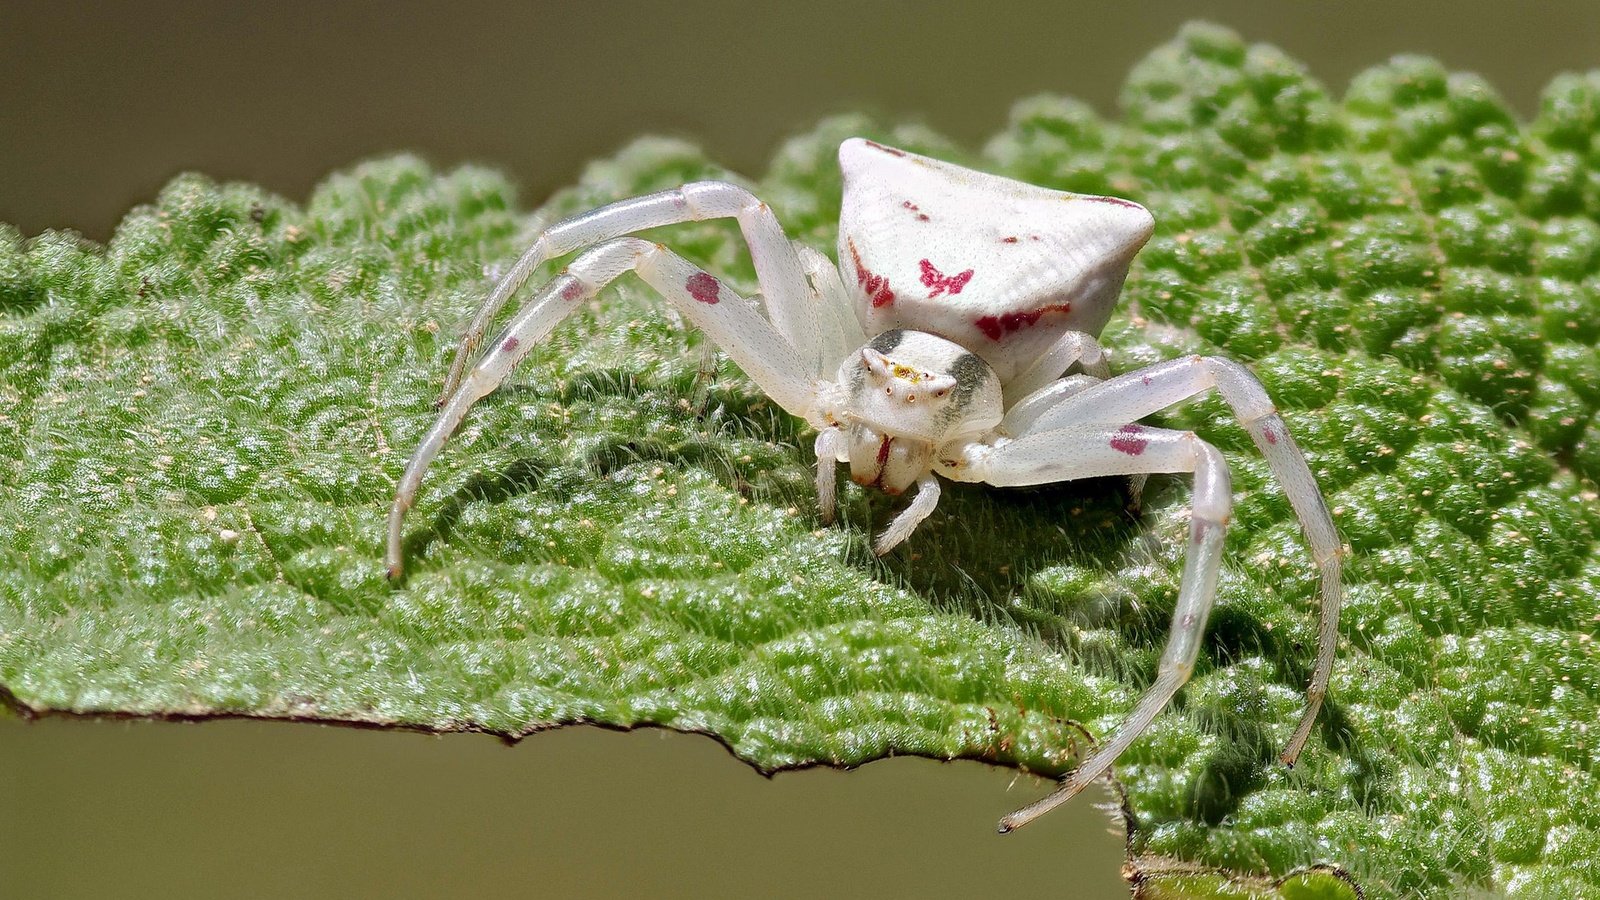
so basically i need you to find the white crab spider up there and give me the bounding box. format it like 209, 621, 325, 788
385, 138, 1344, 833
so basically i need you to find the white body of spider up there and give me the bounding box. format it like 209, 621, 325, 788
385, 138, 1344, 833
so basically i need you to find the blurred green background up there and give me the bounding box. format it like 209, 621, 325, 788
3, 2, 1597, 897
6, 1, 1599, 241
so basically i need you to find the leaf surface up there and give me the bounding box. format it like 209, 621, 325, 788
6, 24, 1600, 898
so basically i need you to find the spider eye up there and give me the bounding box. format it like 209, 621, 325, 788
934, 388, 949, 398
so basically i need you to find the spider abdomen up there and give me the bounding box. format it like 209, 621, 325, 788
835, 137, 1155, 386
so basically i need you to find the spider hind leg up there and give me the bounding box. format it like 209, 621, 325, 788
970, 424, 1231, 832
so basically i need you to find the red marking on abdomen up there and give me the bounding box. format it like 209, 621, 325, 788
686, 272, 721, 304
973, 302, 1072, 340
500, 337, 520, 352
902, 201, 929, 222
919, 259, 973, 298
863, 140, 907, 157
1001, 236, 1019, 244
1109, 424, 1149, 456
848, 239, 895, 308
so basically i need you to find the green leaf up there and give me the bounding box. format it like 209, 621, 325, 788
5, 22, 1600, 898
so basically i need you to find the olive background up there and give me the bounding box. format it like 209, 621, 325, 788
3, 2, 1598, 897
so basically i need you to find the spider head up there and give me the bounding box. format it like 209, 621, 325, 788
840, 330, 1001, 494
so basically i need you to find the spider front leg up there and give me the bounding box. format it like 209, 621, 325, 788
1015, 354, 1343, 767
1004, 330, 1111, 407
814, 427, 847, 525
1001, 330, 1159, 513
438, 181, 845, 404
1001, 374, 1102, 438
386, 236, 818, 578
960, 425, 1232, 832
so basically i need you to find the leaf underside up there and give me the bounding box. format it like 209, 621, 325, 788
6, 23, 1600, 899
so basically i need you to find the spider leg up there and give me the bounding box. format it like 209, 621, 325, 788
1015, 355, 1342, 767
440, 182, 823, 404
813, 427, 847, 525
795, 242, 867, 379
1125, 473, 1150, 517
1001, 355, 1139, 519
1004, 330, 1109, 406
387, 237, 815, 578
1001, 374, 1101, 436
873, 473, 941, 555
967, 425, 1230, 832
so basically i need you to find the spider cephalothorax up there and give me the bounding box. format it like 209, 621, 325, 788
841, 330, 1000, 495
385, 138, 1344, 834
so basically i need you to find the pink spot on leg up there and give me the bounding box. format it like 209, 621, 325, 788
686, 272, 721, 305
559, 280, 584, 301
1264, 423, 1280, 446
919, 259, 974, 298
500, 337, 520, 352
1109, 424, 1149, 456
